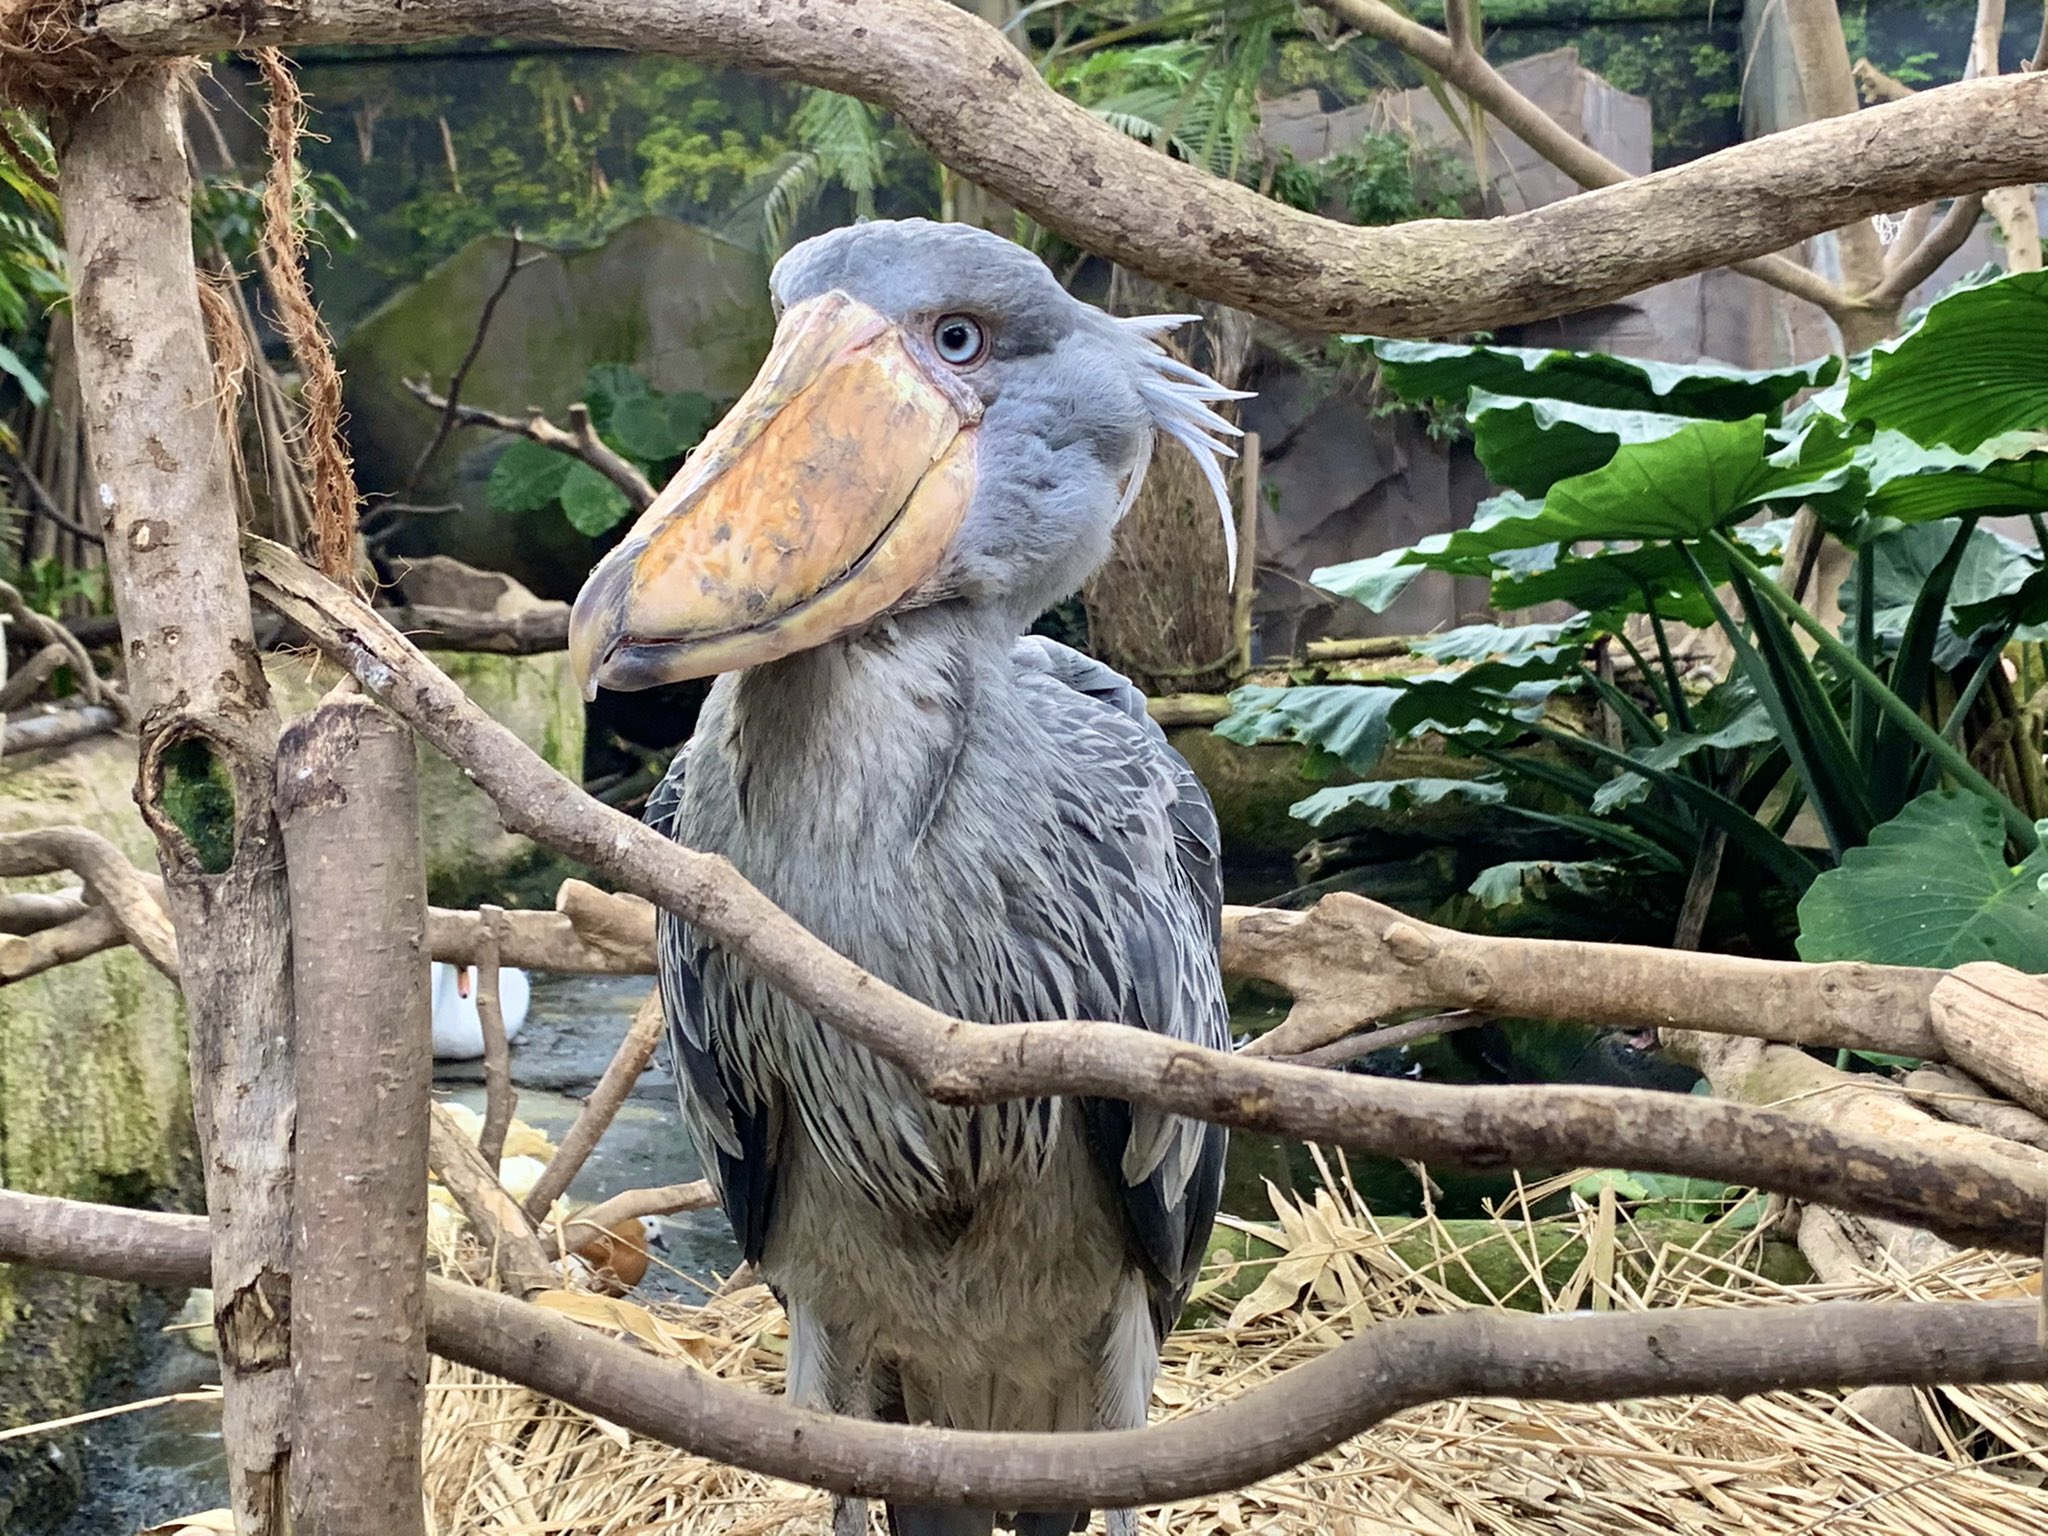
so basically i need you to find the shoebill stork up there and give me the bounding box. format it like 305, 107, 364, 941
570, 219, 1245, 1536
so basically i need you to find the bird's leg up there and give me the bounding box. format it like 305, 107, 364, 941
786, 1302, 878, 1535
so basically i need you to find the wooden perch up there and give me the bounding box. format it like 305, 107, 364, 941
241, 534, 2048, 1255
93, 0, 2048, 337
277, 694, 430, 1536
1227, 893, 1943, 1061
1931, 963, 2048, 1122
63, 67, 299, 1534
6, 1186, 2048, 1512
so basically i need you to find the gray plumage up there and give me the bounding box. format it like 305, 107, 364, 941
644, 221, 1241, 1536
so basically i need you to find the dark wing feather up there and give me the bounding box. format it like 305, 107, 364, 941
647, 745, 782, 1264
1015, 637, 1230, 1336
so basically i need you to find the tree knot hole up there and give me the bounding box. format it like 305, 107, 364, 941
158, 735, 238, 875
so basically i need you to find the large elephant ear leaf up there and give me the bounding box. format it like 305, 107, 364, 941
1796, 789, 2048, 970
1844, 269, 2048, 449
1360, 338, 1836, 420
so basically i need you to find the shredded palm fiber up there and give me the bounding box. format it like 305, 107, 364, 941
254, 47, 360, 586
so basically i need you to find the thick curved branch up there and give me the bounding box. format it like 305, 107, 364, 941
95, 0, 2048, 336
0, 826, 178, 976
6, 1188, 2048, 1511
1312, 0, 1851, 318
242, 535, 2048, 1256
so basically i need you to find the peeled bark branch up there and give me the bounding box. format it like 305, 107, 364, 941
1227, 893, 1942, 1061
93, 0, 2048, 336
242, 537, 2048, 1256
61, 69, 299, 1532
2, 703, 123, 755
5, 1188, 2048, 1513
277, 695, 430, 1536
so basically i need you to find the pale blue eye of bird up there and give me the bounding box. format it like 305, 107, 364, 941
933, 314, 986, 366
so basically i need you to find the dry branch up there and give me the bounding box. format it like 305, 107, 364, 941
0, 902, 122, 982
5, 1187, 2048, 1512
427, 1103, 556, 1298
0, 886, 89, 933
61, 68, 299, 1532
1227, 893, 1942, 1061
1932, 963, 2048, 1121
0, 826, 177, 975
277, 694, 430, 1536
559, 1180, 718, 1251
1906, 1063, 2048, 1152
241, 536, 2048, 1255
473, 904, 515, 1172
93, 0, 2048, 336
402, 379, 656, 508
523, 986, 666, 1222
377, 602, 570, 654
2, 702, 122, 754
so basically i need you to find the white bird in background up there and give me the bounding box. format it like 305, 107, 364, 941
430, 961, 531, 1060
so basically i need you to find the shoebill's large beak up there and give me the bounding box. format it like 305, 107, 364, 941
569, 291, 981, 696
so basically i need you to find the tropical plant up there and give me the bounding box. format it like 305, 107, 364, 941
1217, 269, 2048, 950
483, 364, 720, 538
0, 110, 65, 410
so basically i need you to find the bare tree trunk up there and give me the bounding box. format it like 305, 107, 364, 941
278, 694, 430, 1536
58, 65, 297, 1536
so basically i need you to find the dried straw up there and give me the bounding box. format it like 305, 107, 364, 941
253, 47, 360, 587
418, 1157, 2048, 1535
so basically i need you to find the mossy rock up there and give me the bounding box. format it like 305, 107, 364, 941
339, 216, 775, 599
263, 649, 587, 907
0, 737, 194, 1530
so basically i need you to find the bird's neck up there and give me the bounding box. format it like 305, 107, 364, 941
719, 603, 1018, 844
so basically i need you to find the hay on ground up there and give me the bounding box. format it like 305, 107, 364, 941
420, 1156, 2048, 1535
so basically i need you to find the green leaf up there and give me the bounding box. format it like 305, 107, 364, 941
558, 462, 634, 537
581, 363, 649, 435
1290, 776, 1506, 827
0, 340, 47, 406
1844, 269, 2048, 449
610, 390, 719, 463
1360, 338, 1837, 421
1214, 685, 1398, 774
485, 439, 573, 515
1467, 392, 1705, 497
1816, 430, 2048, 530
1796, 789, 2048, 970
1843, 522, 2039, 666
1408, 619, 1586, 664
1469, 859, 1615, 910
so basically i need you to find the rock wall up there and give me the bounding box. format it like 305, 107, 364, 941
0, 737, 192, 1530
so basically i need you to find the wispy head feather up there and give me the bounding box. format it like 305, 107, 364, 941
1111, 313, 1255, 584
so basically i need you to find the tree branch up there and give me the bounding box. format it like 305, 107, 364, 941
401, 378, 656, 509
1870, 193, 1985, 305
0, 827, 178, 976
523, 987, 666, 1222
6, 1187, 2048, 1512
1310, 0, 1851, 318
277, 694, 430, 1536
2, 703, 122, 756
400, 230, 533, 494
241, 535, 2048, 1256
427, 1103, 556, 1297
93, 0, 2048, 336
62, 64, 299, 1534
